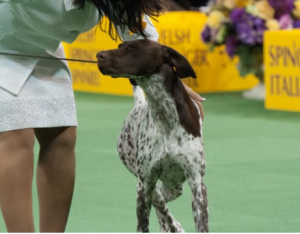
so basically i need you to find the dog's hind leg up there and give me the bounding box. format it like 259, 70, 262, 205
152, 184, 185, 232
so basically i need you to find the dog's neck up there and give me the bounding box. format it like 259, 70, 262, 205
137, 74, 179, 134
135, 66, 200, 137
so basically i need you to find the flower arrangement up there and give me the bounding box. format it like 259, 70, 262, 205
201, 0, 300, 81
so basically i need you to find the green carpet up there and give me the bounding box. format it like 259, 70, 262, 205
0, 91, 299, 232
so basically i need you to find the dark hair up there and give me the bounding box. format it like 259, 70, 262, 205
74, 0, 165, 40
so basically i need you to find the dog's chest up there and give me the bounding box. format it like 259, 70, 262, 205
121, 101, 201, 153
135, 114, 204, 187
118, 100, 204, 181
135, 105, 202, 159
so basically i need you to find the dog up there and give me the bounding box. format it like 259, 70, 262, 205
97, 39, 208, 232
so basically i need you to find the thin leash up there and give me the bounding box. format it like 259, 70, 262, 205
0, 52, 98, 64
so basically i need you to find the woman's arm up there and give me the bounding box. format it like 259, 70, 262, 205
183, 83, 205, 121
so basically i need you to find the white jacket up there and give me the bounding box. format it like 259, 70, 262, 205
0, 0, 158, 95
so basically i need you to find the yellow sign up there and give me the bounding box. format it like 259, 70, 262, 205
264, 30, 300, 112
63, 12, 258, 96
153, 12, 258, 93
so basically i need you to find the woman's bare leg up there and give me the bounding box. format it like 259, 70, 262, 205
35, 127, 76, 232
0, 129, 36, 232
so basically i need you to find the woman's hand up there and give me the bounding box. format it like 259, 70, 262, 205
182, 83, 205, 121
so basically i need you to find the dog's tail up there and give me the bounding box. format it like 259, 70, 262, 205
132, 86, 145, 107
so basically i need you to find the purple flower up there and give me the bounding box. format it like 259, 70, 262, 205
293, 20, 300, 28
201, 25, 221, 45
253, 17, 265, 29
230, 8, 245, 23
255, 28, 265, 44
267, 0, 294, 19
225, 36, 238, 57
237, 27, 256, 45
279, 14, 293, 29
253, 17, 266, 44
201, 25, 211, 43
234, 12, 265, 46
210, 28, 221, 44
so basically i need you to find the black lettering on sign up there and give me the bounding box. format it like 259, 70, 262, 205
159, 29, 191, 46
268, 42, 300, 67
182, 49, 209, 66
69, 48, 99, 63
72, 69, 100, 87
269, 74, 300, 97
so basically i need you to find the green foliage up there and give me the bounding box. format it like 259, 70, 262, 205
235, 44, 264, 81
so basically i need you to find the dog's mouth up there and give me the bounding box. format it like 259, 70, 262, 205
98, 65, 141, 79
99, 67, 110, 76
98, 67, 121, 78
99, 67, 106, 75
98, 66, 112, 75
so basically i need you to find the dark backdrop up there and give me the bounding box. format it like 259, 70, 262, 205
164, 0, 210, 10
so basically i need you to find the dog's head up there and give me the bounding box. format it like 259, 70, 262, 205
97, 39, 196, 85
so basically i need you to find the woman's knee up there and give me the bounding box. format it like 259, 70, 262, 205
0, 129, 35, 154
0, 129, 35, 177
35, 127, 77, 155
50, 127, 77, 150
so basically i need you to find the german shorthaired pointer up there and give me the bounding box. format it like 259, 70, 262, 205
97, 39, 208, 233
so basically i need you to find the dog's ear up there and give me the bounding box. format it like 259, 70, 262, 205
162, 46, 196, 79
129, 79, 137, 86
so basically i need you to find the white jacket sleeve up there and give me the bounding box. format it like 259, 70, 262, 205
8, 0, 99, 45
116, 15, 159, 42
0, 0, 28, 3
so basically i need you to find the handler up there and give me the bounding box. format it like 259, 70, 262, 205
0, 0, 204, 232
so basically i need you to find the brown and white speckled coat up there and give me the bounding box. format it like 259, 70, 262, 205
97, 39, 208, 233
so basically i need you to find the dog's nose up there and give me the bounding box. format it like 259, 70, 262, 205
97, 51, 108, 60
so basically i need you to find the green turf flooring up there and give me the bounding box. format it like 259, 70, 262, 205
0, 91, 300, 232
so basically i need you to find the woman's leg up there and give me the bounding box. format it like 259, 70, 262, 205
0, 129, 36, 232
35, 127, 76, 232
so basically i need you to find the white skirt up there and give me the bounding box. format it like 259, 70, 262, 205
0, 57, 77, 132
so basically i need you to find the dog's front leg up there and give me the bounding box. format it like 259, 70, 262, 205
187, 176, 209, 233
136, 178, 152, 232
152, 186, 185, 232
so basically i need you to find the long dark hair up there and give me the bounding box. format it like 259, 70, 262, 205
74, 0, 165, 40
